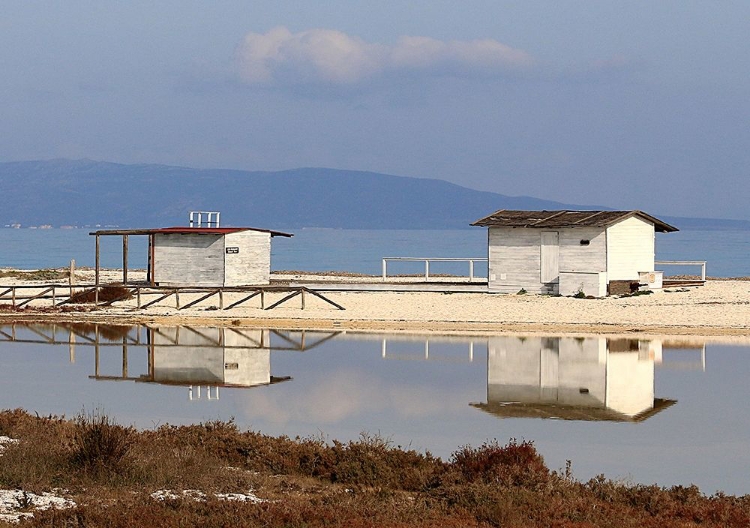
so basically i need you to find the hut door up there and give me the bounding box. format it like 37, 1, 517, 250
540, 231, 559, 283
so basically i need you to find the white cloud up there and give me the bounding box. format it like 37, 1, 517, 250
236, 27, 534, 86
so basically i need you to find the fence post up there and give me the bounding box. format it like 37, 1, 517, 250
425, 260, 430, 280
382, 259, 387, 281
469, 260, 474, 281
69, 259, 76, 299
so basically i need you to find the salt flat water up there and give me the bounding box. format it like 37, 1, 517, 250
0, 227, 748, 277
0, 324, 748, 495
1, 227, 749, 494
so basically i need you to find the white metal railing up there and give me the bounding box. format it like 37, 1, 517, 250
381, 257, 488, 282
381, 338, 478, 362
655, 260, 707, 281
189, 211, 220, 228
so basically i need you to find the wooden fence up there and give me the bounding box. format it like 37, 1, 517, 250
0, 284, 345, 311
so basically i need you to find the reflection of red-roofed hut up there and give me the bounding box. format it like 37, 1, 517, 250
90, 226, 292, 287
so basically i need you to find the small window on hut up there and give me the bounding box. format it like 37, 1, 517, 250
580, 239, 590, 246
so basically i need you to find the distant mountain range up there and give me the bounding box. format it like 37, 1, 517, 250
1, 159, 748, 230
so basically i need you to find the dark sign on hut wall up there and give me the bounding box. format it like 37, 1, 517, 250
226, 247, 239, 254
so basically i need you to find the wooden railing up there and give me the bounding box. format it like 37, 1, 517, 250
0, 284, 345, 310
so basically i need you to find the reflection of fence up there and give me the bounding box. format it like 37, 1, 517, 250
655, 260, 707, 281
380, 337, 484, 363
189, 386, 220, 400
381, 257, 488, 281
0, 324, 340, 352
660, 344, 707, 371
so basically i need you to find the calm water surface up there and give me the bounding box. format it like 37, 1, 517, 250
0, 227, 748, 277
0, 323, 748, 495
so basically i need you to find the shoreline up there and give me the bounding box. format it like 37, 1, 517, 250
2, 314, 749, 342
1, 269, 749, 339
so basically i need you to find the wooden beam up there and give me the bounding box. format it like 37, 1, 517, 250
149, 234, 155, 286
139, 290, 176, 309
151, 327, 179, 345
100, 288, 137, 307
183, 326, 222, 346
264, 290, 303, 310
224, 290, 262, 310
301, 288, 346, 310
123, 234, 129, 284
179, 289, 220, 310
55, 287, 95, 307
95, 234, 100, 305
225, 327, 264, 348
16, 287, 53, 308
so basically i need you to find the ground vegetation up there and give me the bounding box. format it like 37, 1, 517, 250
0, 410, 747, 527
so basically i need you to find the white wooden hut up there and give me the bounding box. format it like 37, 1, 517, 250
149, 227, 292, 287
90, 226, 292, 287
471, 210, 678, 296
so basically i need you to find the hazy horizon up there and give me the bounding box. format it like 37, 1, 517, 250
2, 3, 749, 220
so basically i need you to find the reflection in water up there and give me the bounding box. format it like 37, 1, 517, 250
94, 327, 293, 396
471, 336, 690, 422
0, 323, 699, 420
5, 322, 747, 494
0, 323, 341, 400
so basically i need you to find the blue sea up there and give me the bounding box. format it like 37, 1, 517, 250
0, 227, 747, 278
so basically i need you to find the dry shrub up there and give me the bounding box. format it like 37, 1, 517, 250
585, 476, 750, 527
231, 430, 443, 491
320, 434, 443, 490
0, 410, 75, 491
30, 490, 479, 528
70, 411, 134, 479
3, 411, 750, 528
126, 440, 230, 491
449, 439, 550, 488
65, 322, 134, 341
67, 286, 133, 304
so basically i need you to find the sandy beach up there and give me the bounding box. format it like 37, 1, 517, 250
1, 268, 749, 338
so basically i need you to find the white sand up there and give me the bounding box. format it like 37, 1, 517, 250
2, 269, 749, 337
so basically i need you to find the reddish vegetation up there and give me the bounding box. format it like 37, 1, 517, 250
0, 410, 747, 527
66, 286, 133, 304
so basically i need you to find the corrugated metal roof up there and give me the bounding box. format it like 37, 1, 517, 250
90, 227, 293, 237
471, 210, 678, 233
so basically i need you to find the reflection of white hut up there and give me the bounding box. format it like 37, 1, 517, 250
472, 336, 675, 422
471, 210, 678, 296
150, 327, 285, 388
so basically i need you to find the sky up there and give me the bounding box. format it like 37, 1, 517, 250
1, 1, 749, 220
